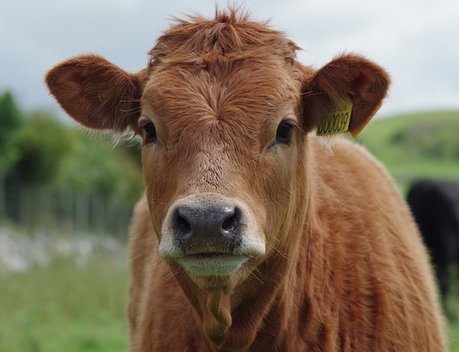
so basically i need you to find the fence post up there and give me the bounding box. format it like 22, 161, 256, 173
0, 173, 5, 220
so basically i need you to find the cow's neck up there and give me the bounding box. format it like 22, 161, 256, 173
212, 256, 298, 351
173, 233, 310, 351
187, 257, 295, 351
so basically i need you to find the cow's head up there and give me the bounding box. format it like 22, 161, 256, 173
46, 11, 388, 299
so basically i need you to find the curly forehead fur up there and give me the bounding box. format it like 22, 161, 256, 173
148, 9, 300, 69
142, 9, 307, 154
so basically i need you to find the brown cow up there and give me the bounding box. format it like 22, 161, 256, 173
46, 9, 446, 352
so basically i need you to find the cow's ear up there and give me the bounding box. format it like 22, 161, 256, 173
302, 54, 390, 136
46, 55, 146, 132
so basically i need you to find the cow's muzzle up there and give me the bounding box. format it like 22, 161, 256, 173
172, 204, 242, 254
159, 193, 265, 277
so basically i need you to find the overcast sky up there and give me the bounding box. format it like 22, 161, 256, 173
1, 0, 458, 117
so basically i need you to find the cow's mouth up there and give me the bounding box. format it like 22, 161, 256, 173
176, 253, 248, 277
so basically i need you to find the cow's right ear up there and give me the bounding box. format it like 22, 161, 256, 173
46, 55, 146, 132
301, 54, 390, 136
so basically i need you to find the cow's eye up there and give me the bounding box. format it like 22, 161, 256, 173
143, 122, 157, 144
276, 120, 295, 144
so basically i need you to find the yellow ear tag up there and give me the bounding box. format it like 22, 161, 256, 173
316, 101, 353, 136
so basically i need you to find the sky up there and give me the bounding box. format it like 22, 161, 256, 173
1, 0, 458, 117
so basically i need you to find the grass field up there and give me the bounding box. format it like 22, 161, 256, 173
0, 253, 129, 352
359, 110, 459, 190
449, 289, 459, 351
2, 251, 459, 351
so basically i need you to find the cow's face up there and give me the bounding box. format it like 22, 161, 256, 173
46, 19, 389, 293
139, 59, 305, 290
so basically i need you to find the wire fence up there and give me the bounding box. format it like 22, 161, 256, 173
0, 174, 135, 239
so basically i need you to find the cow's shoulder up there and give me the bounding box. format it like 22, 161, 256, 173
308, 135, 398, 202
129, 196, 158, 254
307, 135, 416, 244
129, 196, 159, 299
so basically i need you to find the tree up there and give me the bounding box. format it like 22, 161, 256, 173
0, 91, 23, 173
12, 111, 73, 186
58, 131, 143, 202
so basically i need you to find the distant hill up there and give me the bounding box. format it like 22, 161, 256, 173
357, 110, 459, 190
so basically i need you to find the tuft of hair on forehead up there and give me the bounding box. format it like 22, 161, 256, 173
148, 7, 300, 69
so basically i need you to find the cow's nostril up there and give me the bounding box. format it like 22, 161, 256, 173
171, 203, 243, 253
173, 209, 192, 240
222, 206, 242, 235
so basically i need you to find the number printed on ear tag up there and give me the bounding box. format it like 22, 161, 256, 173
316, 101, 353, 136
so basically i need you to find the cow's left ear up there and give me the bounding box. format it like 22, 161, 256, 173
302, 54, 390, 136
46, 55, 147, 132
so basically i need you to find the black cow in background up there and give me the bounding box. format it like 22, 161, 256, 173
407, 179, 459, 315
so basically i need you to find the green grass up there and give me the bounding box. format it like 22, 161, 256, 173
0, 253, 129, 352
446, 273, 459, 351
359, 110, 459, 189
2, 254, 459, 351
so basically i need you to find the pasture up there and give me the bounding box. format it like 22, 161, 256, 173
0, 247, 129, 352
3, 249, 459, 352
359, 110, 459, 188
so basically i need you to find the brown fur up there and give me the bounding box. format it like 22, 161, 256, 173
46, 9, 446, 352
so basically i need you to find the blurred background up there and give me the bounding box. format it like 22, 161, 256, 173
1, 0, 458, 351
